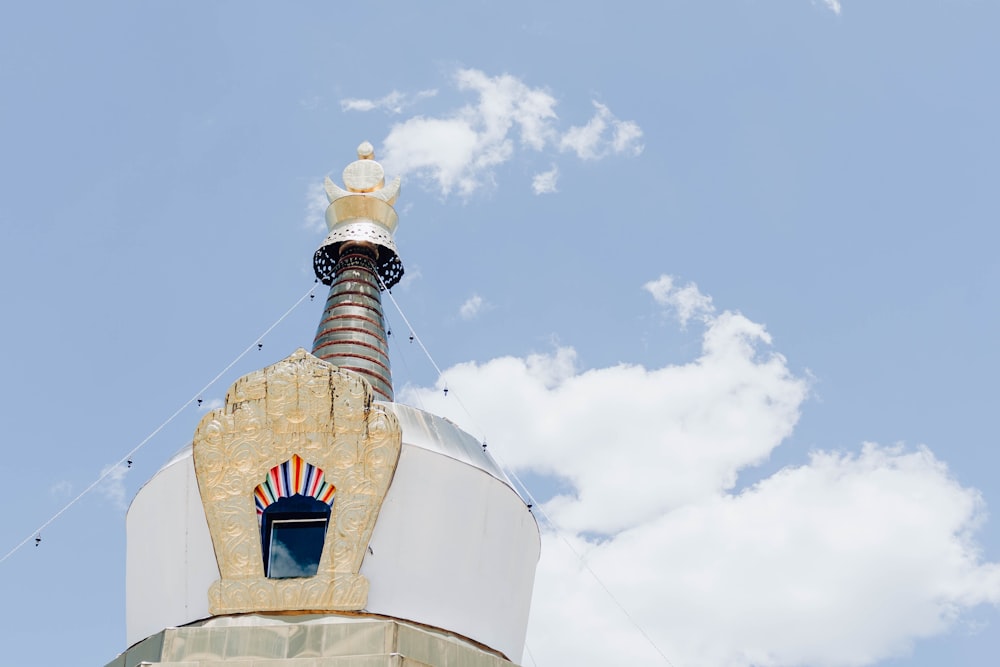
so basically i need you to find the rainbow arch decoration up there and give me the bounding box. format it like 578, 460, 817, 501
254, 454, 336, 521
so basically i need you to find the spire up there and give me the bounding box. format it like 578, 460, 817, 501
311, 142, 402, 401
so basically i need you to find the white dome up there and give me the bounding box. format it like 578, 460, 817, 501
125, 402, 539, 661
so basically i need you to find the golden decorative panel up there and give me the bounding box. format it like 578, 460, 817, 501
191, 348, 402, 615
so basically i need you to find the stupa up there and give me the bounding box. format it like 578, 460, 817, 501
106, 144, 540, 667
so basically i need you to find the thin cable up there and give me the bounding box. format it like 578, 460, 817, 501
378, 280, 444, 379
529, 503, 677, 667
491, 446, 677, 666
523, 641, 539, 667
383, 303, 426, 411
378, 283, 677, 667
377, 279, 493, 443
0, 282, 318, 566
501, 460, 677, 666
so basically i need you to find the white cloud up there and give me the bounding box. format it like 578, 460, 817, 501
382, 115, 488, 197
528, 444, 1000, 667
363, 69, 641, 197
99, 462, 129, 511
558, 108, 605, 160
399, 276, 1000, 667
532, 165, 559, 195
402, 294, 807, 536
340, 88, 437, 114
611, 118, 644, 156
560, 101, 644, 160
643, 274, 715, 326
304, 181, 328, 232
380, 69, 558, 196
822, 0, 843, 14
459, 294, 485, 320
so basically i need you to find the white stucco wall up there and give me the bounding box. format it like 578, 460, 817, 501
363, 444, 539, 658
124, 405, 539, 661
125, 447, 219, 645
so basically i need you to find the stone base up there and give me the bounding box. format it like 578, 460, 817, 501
105, 614, 519, 667
123, 659, 429, 667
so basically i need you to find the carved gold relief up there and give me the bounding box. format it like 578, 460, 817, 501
192, 348, 401, 614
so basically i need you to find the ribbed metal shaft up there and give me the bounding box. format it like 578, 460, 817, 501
311, 248, 393, 401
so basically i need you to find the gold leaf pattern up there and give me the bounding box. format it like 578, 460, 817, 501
192, 348, 401, 614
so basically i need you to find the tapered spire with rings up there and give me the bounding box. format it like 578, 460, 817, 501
312, 142, 403, 401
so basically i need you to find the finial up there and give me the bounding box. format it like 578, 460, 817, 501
313, 142, 404, 289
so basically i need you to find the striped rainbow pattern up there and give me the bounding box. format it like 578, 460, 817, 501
254, 454, 336, 519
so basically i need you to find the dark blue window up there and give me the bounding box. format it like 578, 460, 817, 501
260, 495, 331, 578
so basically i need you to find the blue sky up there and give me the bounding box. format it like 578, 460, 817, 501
1, 1, 998, 665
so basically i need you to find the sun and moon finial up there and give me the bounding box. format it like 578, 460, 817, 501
323, 141, 400, 205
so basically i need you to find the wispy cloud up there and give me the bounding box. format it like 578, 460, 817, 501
99, 462, 129, 511
459, 294, 486, 320
342, 68, 642, 197
643, 274, 715, 327
532, 165, 559, 195
821, 0, 842, 14
304, 181, 328, 232
341, 89, 438, 114
560, 101, 644, 160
